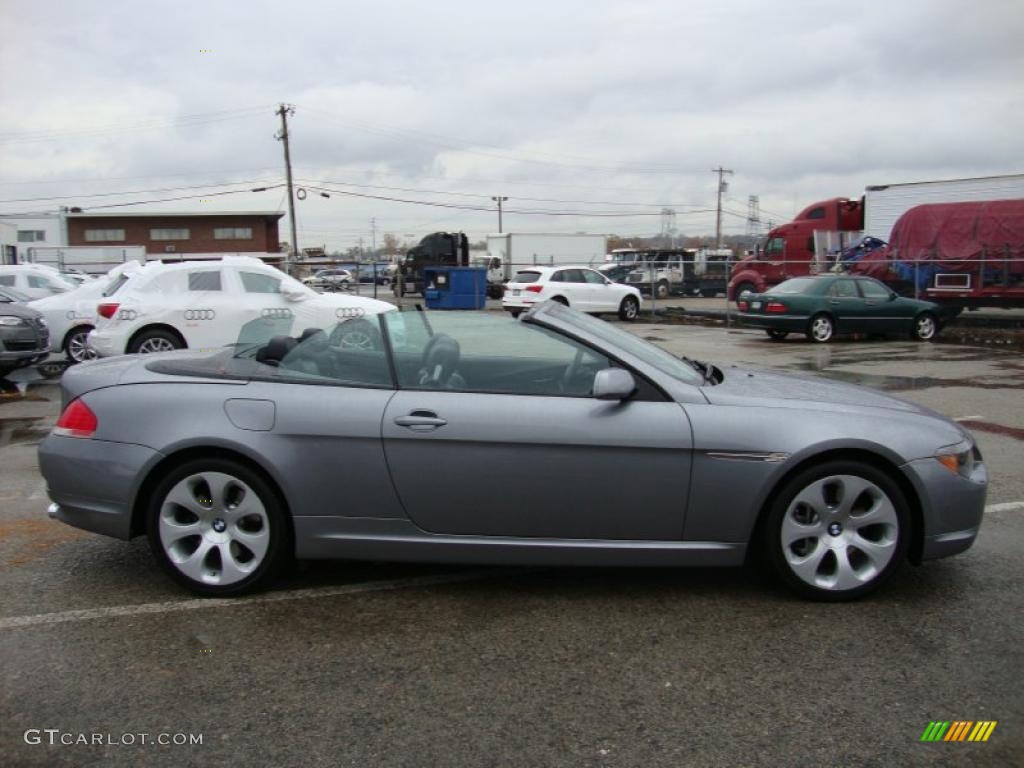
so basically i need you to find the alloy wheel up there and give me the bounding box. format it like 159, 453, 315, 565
781, 474, 899, 592
158, 471, 270, 587
138, 337, 178, 354
67, 330, 97, 363
810, 315, 834, 343
915, 314, 936, 341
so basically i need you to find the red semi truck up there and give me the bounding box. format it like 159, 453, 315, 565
728, 174, 1024, 308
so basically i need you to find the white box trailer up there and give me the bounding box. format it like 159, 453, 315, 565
482, 233, 608, 284
864, 174, 1024, 240
26, 245, 146, 275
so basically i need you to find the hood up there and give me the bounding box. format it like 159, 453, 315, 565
706, 366, 941, 416
0, 302, 43, 320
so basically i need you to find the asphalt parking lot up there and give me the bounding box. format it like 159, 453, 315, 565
1, 322, 1022, 767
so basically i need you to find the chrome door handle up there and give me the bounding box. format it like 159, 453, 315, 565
394, 411, 448, 431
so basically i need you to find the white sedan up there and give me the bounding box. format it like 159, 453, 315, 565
502, 266, 642, 320
0, 265, 77, 300
30, 262, 143, 362
87, 256, 394, 357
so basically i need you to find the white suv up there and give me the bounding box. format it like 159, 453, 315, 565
87, 257, 394, 357
502, 266, 641, 320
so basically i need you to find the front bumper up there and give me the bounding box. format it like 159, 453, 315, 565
902, 457, 988, 561
0, 325, 50, 368
39, 434, 160, 540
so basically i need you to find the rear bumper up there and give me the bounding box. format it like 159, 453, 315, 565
902, 457, 987, 561
86, 328, 125, 357
737, 313, 809, 332
38, 434, 160, 540
502, 296, 540, 310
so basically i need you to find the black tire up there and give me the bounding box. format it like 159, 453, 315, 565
655, 280, 670, 299
766, 329, 789, 341
550, 296, 569, 306
762, 459, 910, 601
508, 309, 522, 318
146, 458, 291, 596
128, 328, 184, 354
64, 326, 96, 363
806, 313, 834, 343
911, 312, 938, 342
618, 295, 640, 321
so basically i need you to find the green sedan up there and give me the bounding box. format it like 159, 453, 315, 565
737, 275, 942, 343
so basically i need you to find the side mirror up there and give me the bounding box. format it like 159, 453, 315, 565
889, 292, 898, 301
592, 368, 636, 401
281, 285, 308, 302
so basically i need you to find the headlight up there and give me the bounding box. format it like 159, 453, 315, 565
0, 315, 27, 327
935, 442, 977, 478
36, 317, 47, 327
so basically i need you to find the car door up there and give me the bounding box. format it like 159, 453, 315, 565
174, 267, 239, 350
548, 269, 586, 309
824, 277, 864, 332
379, 311, 693, 541
856, 278, 912, 335
581, 268, 615, 311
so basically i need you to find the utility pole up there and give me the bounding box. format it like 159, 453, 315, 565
491, 196, 508, 233
369, 217, 378, 298
712, 166, 733, 250
275, 104, 299, 273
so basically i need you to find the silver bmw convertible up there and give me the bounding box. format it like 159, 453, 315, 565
39, 301, 987, 600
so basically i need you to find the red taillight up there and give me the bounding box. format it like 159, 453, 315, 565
97, 302, 120, 319
525, 285, 543, 293
54, 399, 98, 438
737, 300, 748, 311
766, 302, 788, 313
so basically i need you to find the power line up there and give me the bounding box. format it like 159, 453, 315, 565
0, 106, 272, 145
0, 178, 284, 205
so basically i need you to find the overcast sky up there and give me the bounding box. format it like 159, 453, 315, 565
1, 0, 1021, 252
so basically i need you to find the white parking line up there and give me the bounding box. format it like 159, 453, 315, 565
984, 501, 1024, 514
0, 568, 525, 631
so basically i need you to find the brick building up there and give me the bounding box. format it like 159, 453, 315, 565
66, 211, 283, 256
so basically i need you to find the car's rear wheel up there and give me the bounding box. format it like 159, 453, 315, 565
129, 329, 184, 354
912, 312, 937, 341
766, 329, 789, 341
763, 460, 909, 601
508, 309, 522, 318
64, 326, 97, 363
735, 282, 756, 300
807, 313, 834, 343
147, 459, 290, 596
618, 295, 640, 321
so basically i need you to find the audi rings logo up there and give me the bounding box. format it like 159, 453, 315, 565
118, 309, 138, 321
335, 307, 366, 320
261, 308, 294, 319
184, 309, 216, 321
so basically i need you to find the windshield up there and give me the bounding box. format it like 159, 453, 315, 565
610, 251, 641, 264
772, 277, 819, 294
0, 286, 31, 302
534, 303, 704, 385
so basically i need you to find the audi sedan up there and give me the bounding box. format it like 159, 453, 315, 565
40, 301, 986, 601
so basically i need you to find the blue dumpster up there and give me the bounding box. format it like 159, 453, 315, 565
422, 267, 487, 310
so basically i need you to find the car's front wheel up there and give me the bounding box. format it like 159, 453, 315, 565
763, 460, 909, 601
64, 326, 97, 363
129, 328, 184, 354
618, 295, 640, 321
806, 313, 834, 343
912, 312, 938, 342
147, 459, 290, 596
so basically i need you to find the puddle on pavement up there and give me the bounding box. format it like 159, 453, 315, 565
0, 416, 49, 447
